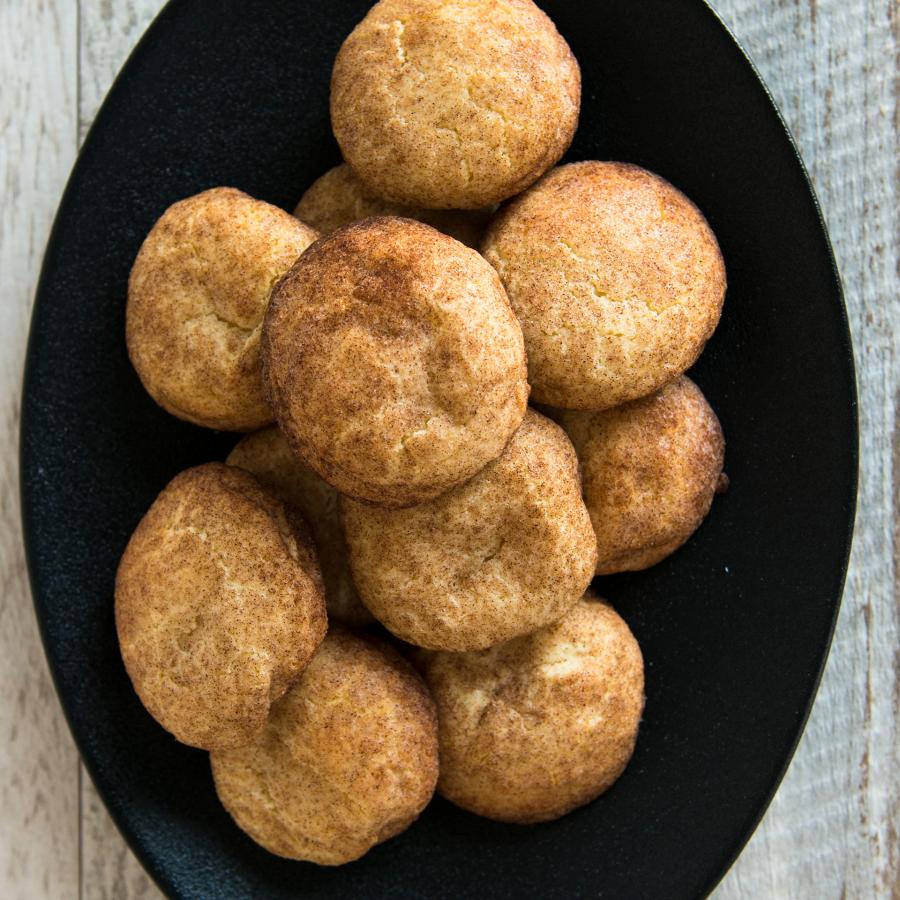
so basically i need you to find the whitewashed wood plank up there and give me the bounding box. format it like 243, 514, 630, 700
81, 778, 162, 900
0, 0, 81, 898
77, 3, 167, 898
712, 0, 899, 897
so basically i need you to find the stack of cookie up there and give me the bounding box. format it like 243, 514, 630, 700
116, 0, 727, 866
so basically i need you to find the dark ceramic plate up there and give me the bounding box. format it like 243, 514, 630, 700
21, 0, 857, 897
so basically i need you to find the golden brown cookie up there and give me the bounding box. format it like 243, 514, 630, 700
115, 463, 327, 750
211, 628, 438, 865
341, 409, 597, 651
552, 376, 726, 574
127, 187, 318, 431
482, 162, 726, 409
330, 0, 580, 209
262, 217, 528, 507
420, 594, 644, 823
294, 163, 492, 248
227, 426, 373, 626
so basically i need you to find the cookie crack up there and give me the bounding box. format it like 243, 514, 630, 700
399, 417, 435, 451
184, 310, 259, 338
392, 19, 408, 65
217, 479, 302, 565
391, 19, 428, 81
481, 537, 506, 564
450, 68, 516, 168
473, 674, 543, 730
555, 240, 672, 314
434, 125, 473, 185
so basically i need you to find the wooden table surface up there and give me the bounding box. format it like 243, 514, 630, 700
1, 1, 896, 897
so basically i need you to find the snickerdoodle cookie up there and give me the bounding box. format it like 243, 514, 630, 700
262, 217, 528, 507
295, 163, 492, 248
341, 410, 596, 651
330, 0, 580, 209
553, 376, 726, 574
482, 162, 726, 409
115, 463, 327, 750
420, 594, 644, 823
127, 187, 318, 431
211, 628, 438, 865
227, 426, 372, 626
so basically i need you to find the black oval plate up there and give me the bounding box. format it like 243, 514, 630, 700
21, 1, 857, 897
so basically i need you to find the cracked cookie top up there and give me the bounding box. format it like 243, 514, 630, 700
127, 187, 319, 431
262, 216, 529, 507
341, 409, 597, 650
115, 462, 327, 750
552, 376, 726, 575
330, 0, 580, 209
294, 163, 493, 248
211, 627, 438, 865
419, 594, 644, 823
482, 161, 726, 409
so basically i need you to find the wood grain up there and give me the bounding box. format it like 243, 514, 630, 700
0, 1, 81, 897
712, 1, 900, 896
81, 776, 160, 900
1, 0, 895, 897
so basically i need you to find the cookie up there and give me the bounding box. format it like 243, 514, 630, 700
330, 0, 580, 208
482, 162, 726, 408
552, 376, 726, 574
262, 216, 528, 506
211, 628, 438, 865
342, 409, 596, 650
420, 595, 644, 823
127, 187, 318, 431
227, 426, 372, 626
115, 463, 327, 750
295, 163, 492, 248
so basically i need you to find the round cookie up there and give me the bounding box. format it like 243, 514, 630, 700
482, 161, 726, 409
341, 409, 597, 651
127, 187, 318, 431
294, 164, 493, 248
552, 376, 726, 574
211, 628, 438, 865
115, 463, 327, 750
420, 595, 644, 823
262, 216, 528, 507
227, 426, 373, 626
330, 0, 580, 209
